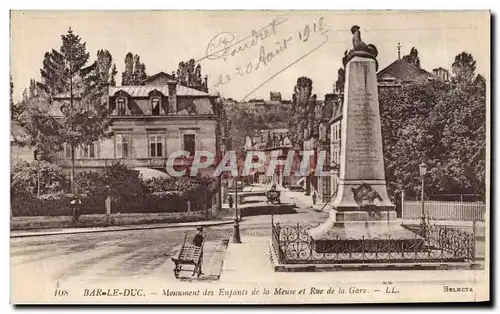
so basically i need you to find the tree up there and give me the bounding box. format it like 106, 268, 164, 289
22, 28, 112, 193
96, 49, 117, 85
121, 53, 147, 85
334, 68, 345, 94
402, 47, 421, 68
132, 54, 147, 83
452, 52, 477, 83
121, 52, 134, 85
287, 76, 316, 147
379, 66, 486, 199
110, 64, 117, 85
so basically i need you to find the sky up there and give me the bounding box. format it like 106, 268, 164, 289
10, 10, 490, 103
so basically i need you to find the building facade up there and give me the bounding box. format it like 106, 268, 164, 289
51, 72, 221, 177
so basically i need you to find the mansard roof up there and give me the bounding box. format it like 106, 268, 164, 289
377, 59, 436, 84
108, 84, 215, 97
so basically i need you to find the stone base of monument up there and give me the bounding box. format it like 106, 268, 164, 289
308, 209, 424, 253
335, 210, 397, 222
311, 221, 424, 253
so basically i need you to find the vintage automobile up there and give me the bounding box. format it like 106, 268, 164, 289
266, 189, 281, 204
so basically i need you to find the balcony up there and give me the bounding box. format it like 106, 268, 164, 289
56, 155, 205, 170
57, 157, 166, 169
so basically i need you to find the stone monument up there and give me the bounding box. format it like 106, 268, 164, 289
309, 26, 420, 250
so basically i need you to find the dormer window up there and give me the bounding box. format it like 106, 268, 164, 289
116, 97, 128, 115
151, 97, 161, 116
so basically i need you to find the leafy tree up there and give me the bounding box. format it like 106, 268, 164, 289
334, 68, 345, 94
402, 47, 421, 68
121, 52, 134, 85
96, 49, 117, 85
11, 159, 69, 196
132, 54, 147, 83
121, 52, 147, 85
452, 52, 477, 83
379, 61, 486, 200
287, 76, 317, 147
20, 28, 112, 193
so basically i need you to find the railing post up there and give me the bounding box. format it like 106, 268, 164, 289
275, 222, 283, 263
472, 219, 477, 261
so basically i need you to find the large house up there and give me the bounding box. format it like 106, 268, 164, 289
50, 72, 222, 177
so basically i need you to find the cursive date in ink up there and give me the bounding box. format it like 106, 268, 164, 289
206, 16, 331, 94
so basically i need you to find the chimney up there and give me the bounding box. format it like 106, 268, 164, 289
167, 80, 177, 115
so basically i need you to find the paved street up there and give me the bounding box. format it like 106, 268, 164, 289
10, 187, 327, 285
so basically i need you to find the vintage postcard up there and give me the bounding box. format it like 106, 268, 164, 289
10, 10, 490, 304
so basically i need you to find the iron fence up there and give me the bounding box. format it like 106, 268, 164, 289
271, 222, 476, 264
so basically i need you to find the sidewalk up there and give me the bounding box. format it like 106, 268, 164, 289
10, 219, 234, 238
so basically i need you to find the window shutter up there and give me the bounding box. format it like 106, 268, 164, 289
116, 135, 122, 158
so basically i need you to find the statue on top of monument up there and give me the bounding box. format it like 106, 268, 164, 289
344, 25, 379, 69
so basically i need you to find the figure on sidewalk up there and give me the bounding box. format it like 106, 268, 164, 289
192, 226, 204, 247
70, 195, 82, 223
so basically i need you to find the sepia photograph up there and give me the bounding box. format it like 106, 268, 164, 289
9, 9, 490, 304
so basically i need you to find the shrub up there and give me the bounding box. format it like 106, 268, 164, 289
11, 160, 68, 196
11, 191, 74, 216
75, 162, 145, 213
143, 191, 188, 213
143, 176, 218, 211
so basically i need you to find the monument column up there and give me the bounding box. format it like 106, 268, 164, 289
309, 25, 420, 250
332, 55, 395, 221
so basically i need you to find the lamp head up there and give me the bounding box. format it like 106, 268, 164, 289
419, 162, 427, 177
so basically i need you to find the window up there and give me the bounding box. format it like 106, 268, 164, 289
64, 143, 71, 158
183, 134, 196, 156
79, 143, 97, 158
117, 97, 127, 115
149, 135, 163, 157
81, 145, 89, 158
151, 97, 161, 116
116, 135, 129, 158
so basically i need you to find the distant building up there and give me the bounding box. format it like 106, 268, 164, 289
377, 58, 437, 88
240, 92, 292, 116
11, 122, 35, 162
432, 67, 450, 82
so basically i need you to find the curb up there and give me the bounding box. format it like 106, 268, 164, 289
10, 220, 234, 238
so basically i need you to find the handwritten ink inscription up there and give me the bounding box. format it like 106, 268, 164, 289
347, 90, 382, 167
205, 16, 330, 98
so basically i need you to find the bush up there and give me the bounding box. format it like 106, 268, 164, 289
11, 190, 74, 216
143, 191, 188, 213
11, 160, 68, 196
143, 176, 218, 211
75, 162, 145, 213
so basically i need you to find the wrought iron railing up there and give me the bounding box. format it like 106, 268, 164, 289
271, 222, 476, 264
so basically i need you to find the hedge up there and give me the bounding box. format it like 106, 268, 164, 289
11, 162, 220, 217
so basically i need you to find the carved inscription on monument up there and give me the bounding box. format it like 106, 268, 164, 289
347, 88, 383, 168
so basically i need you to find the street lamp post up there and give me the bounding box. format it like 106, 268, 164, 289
232, 177, 242, 243
419, 162, 427, 237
